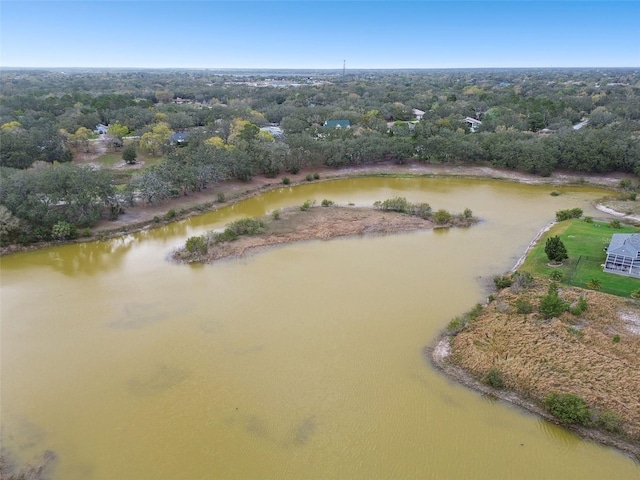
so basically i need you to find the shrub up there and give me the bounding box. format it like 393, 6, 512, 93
413, 202, 432, 219
544, 392, 591, 426
313, 172, 320, 180
300, 199, 315, 211
585, 278, 602, 290
566, 326, 584, 338
555, 208, 583, 221
550, 191, 560, 197
433, 209, 453, 225
583, 216, 593, 223
165, 209, 177, 220
609, 219, 622, 229
631, 289, 640, 299
282, 177, 291, 185
539, 283, 568, 319
613, 334, 621, 343
463, 208, 473, 219
272, 209, 280, 220
217, 192, 226, 203
484, 367, 504, 389
510, 271, 533, 292
494, 275, 512, 289
153, 215, 161, 223
215, 218, 265, 242
550, 270, 563, 281
186, 235, 208, 254
51, 221, 77, 240
515, 298, 533, 314
305, 173, 314, 181
227, 218, 265, 235
215, 228, 239, 243
377, 196, 411, 213
321, 199, 334, 207
595, 410, 622, 433
569, 297, 588, 316
619, 178, 633, 190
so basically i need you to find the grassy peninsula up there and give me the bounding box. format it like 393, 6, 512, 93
432, 217, 640, 461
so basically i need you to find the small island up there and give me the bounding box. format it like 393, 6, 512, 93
173, 198, 478, 264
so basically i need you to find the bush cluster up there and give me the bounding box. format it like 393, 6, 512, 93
300, 199, 315, 211
493, 275, 512, 289
185, 235, 208, 254
215, 217, 265, 242
484, 367, 504, 389
555, 208, 583, 222
539, 283, 568, 319
544, 392, 591, 426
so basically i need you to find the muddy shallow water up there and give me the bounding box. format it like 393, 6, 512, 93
1, 177, 639, 479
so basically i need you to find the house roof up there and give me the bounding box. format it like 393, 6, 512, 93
260, 126, 284, 138
606, 233, 640, 257
324, 119, 351, 128
463, 117, 482, 125
170, 132, 190, 142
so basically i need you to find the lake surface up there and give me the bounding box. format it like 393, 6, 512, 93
2, 177, 639, 479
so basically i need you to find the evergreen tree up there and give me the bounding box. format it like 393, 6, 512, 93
545, 235, 568, 263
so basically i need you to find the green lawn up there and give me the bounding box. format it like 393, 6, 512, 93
520, 218, 640, 296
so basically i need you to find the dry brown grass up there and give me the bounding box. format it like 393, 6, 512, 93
174, 205, 477, 263
450, 277, 640, 440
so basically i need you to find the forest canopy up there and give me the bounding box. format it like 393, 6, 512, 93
1, 68, 639, 245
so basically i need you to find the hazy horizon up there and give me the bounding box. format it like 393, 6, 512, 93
1, 1, 638, 70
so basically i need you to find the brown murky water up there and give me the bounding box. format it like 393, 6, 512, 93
2, 177, 639, 479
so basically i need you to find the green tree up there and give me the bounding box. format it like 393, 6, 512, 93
539, 283, 568, 319
545, 235, 568, 264
122, 144, 138, 164
108, 123, 130, 149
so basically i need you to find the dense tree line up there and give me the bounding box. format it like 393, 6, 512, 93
1, 68, 639, 244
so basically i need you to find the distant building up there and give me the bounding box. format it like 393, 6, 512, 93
573, 119, 589, 130
463, 117, 482, 133
260, 125, 284, 138
604, 233, 640, 278
412, 109, 425, 121
94, 124, 109, 135
324, 119, 351, 129
170, 132, 190, 145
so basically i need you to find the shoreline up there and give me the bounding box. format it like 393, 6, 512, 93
427, 336, 640, 463
3, 162, 639, 462
426, 215, 640, 463
0, 162, 631, 257
171, 205, 478, 264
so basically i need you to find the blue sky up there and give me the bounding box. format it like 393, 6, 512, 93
1, 1, 638, 69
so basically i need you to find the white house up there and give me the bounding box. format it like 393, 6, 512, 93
463, 117, 482, 133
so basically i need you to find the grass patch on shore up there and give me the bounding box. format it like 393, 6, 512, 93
519, 218, 640, 296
